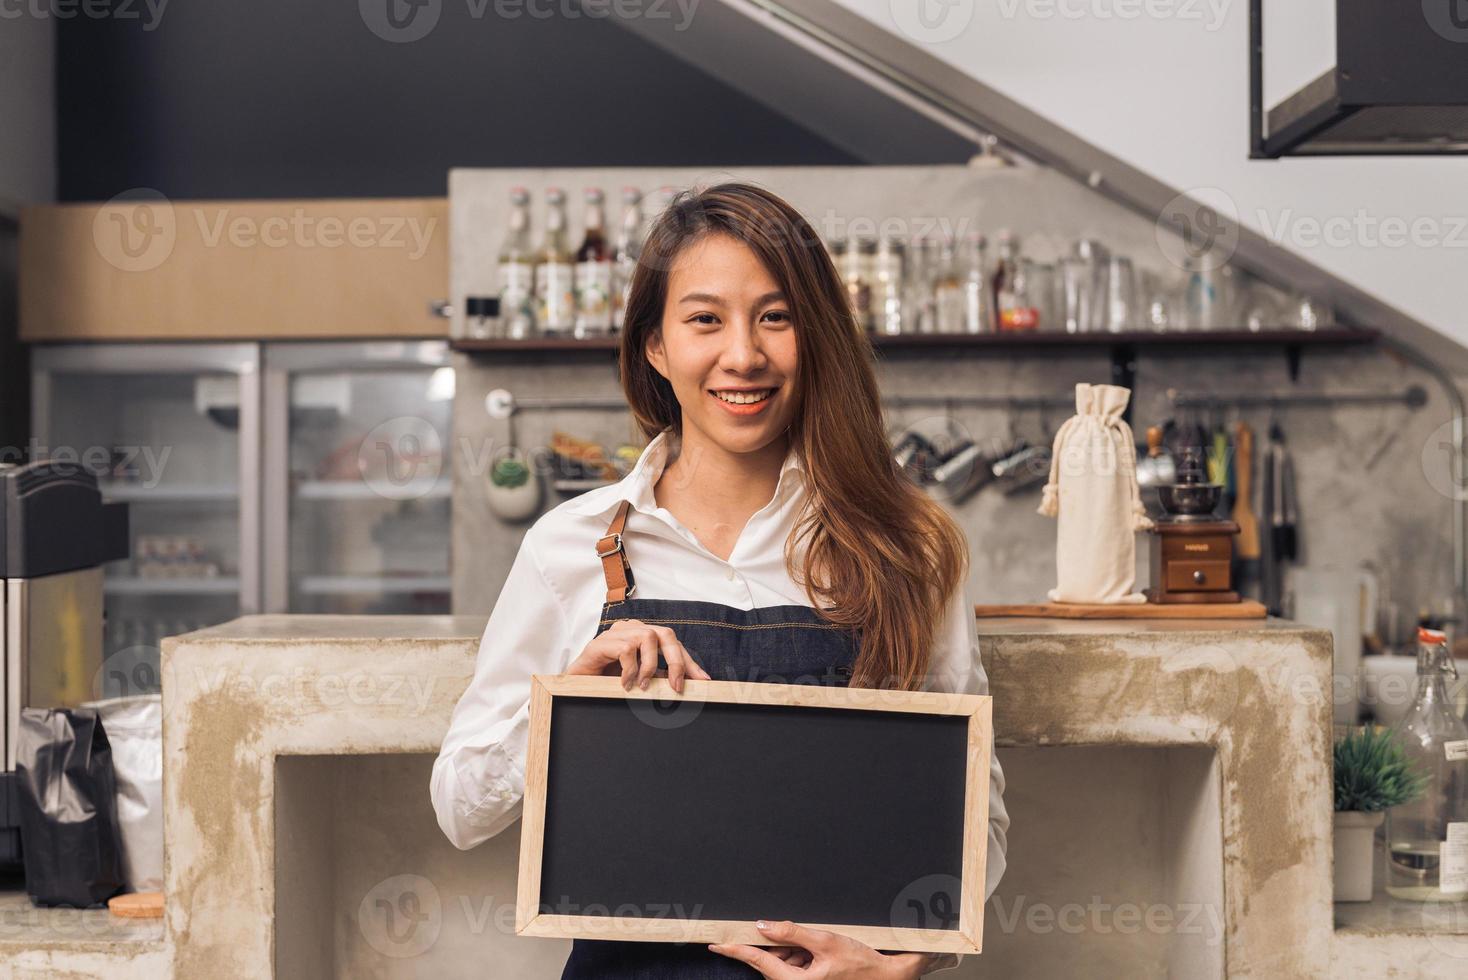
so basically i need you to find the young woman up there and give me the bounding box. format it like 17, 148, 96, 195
432, 183, 1008, 978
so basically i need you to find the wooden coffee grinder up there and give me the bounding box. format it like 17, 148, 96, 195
1146, 446, 1240, 604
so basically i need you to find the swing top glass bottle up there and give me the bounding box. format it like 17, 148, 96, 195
1386, 626, 1468, 902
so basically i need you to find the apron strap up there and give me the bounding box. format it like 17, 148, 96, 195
596, 499, 637, 602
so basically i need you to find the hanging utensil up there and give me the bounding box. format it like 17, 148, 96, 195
1233, 421, 1261, 598
1271, 421, 1299, 562
1207, 422, 1227, 487
1136, 424, 1178, 489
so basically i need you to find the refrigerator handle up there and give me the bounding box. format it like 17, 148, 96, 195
238, 361, 264, 616
260, 364, 291, 614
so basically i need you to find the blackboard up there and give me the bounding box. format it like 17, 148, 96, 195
515, 675, 991, 954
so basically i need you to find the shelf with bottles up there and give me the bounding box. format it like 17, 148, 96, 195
465, 184, 652, 344
459, 186, 1372, 359
451, 326, 1379, 355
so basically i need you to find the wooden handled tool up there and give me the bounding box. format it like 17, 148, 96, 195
1233, 421, 1261, 560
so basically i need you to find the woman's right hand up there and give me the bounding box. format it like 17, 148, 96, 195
564, 619, 711, 693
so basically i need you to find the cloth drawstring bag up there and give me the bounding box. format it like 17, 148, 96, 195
1038, 383, 1154, 603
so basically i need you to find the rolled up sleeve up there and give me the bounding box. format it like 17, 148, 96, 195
430, 528, 573, 850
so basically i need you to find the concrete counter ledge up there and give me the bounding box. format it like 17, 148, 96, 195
13, 614, 1463, 977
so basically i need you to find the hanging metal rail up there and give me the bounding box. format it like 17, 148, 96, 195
1168, 385, 1429, 412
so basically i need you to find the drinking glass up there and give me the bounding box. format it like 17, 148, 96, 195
1105, 256, 1137, 333
1061, 257, 1092, 334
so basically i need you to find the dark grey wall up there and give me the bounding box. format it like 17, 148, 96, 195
57, 1, 859, 201
0, 217, 25, 460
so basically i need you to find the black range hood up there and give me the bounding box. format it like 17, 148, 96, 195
1252, 0, 1468, 156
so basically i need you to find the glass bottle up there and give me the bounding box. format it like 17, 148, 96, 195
1072, 238, 1110, 332
574, 188, 613, 338
1031, 261, 1059, 332
497, 187, 536, 339
829, 238, 850, 323
1183, 257, 1238, 331
611, 187, 643, 333
464, 296, 492, 340
1105, 255, 1137, 333
993, 230, 1038, 332
992, 229, 1015, 329
650, 185, 678, 223
1386, 626, 1468, 901
535, 188, 576, 335
958, 232, 991, 333
932, 237, 964, 334
872, 234, 905, 335
904, 235, 934, 334
838, 237, 874, 331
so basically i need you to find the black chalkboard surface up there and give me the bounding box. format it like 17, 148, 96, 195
515, 675, 992, 954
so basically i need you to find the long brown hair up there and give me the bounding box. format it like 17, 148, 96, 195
619, 182, 968, 691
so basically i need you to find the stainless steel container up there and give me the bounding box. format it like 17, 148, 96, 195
0, 461, 128, 867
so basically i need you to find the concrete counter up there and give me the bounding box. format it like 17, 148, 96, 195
9, 614, 1464, 977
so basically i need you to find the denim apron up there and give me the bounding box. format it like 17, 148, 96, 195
559, 500, 859, 980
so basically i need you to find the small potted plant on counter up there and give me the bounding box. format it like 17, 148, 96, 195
1333, 726, 1426, 902
486, 454, 542, 523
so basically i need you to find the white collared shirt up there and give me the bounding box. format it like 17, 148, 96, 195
430, 427, 1009, 906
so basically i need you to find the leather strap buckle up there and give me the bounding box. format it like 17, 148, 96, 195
596, 528, 637, 600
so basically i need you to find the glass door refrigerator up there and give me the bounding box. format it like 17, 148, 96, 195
262, 341, 452, 615
30, 343, 261, 695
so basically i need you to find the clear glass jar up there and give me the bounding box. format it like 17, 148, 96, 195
958, 233, 991, 333
872, 236, 906, 335
836, 237, 874, 331
1386, 626, 1468, 901
932, 237, 964, 335
906, 236, 939, 334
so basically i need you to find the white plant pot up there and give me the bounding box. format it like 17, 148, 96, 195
1333, 810, 1385, 902
486, 472, 543, 523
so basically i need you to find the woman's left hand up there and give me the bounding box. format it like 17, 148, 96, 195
708, 920, 931, 979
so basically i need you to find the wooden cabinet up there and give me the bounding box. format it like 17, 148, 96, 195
20, 198, 447, 340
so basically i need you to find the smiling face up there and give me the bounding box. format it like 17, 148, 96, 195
644, 232, 800, 458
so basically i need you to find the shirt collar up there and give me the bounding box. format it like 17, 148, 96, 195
562, 427, 803, 522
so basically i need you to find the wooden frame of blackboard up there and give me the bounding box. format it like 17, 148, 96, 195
515, 674, 992, 954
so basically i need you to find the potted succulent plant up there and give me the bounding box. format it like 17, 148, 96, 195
486, 454, 541, 523
1333, 726, 1426, 902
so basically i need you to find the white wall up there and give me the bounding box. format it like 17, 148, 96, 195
836, 0, 1466, 342
0, 15, 56, 210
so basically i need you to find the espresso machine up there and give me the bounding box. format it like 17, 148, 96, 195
0, 460, 129, 867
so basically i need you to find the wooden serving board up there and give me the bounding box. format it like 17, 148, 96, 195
108, 891, 164, 918
974, 600, 1268, 620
